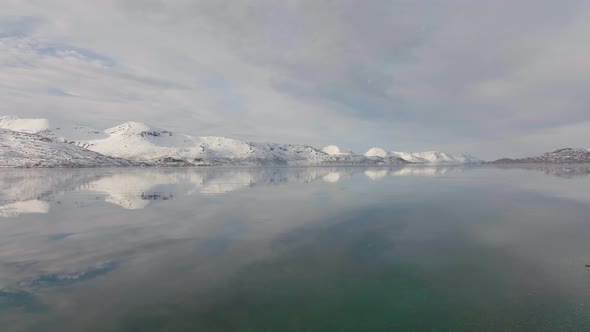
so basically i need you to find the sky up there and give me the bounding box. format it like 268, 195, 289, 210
1, 0, 590, 159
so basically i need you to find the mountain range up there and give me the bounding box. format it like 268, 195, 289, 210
0, 116, 482, 167
491, 148, 590, 164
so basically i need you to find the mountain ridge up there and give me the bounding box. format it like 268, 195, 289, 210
0, 116, 483, 167
490, 148, 590, 164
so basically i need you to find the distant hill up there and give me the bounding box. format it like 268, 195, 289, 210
490, 148, 590, 164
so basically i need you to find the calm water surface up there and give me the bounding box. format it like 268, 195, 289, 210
1, 165, 590, 331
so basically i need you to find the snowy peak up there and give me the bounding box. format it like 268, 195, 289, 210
365, 147, 388, 158
322, 145, 351, 156
0, 116, 49, 134
391, 151, 482, 164
361, 148, 479, 164
1, 116, 107, 143
362, 147, 407, 164
105, 121, 153, 136
322, 145, 341, 155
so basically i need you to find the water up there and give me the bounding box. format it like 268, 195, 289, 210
1, 165, 590, 331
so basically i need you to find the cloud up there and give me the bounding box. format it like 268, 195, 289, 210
1, 0, 590, 158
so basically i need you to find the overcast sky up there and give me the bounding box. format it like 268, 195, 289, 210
2, 0, 590, 159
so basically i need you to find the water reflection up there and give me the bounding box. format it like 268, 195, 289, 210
0, 166, 469, 213
1, 165, 590, 331
2, 165, 590, 215
0, 200, 49, 218
363, 169, 388, 180
491, 164, 590, 178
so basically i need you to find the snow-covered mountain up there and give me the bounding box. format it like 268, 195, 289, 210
0, 128, 135, 167
322, 145, 350, 156
72, 122, 405, 165
362, 146, 482, 164
365, 147, 389, 158
0, 116, 50, 134
492, 148, 590, 164
0, 116, 481, 166
390, 151, 482, 164
318, 145, 407, 164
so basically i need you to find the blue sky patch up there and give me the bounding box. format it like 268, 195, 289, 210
0, 16, 41, 38
36, 43, 116, 67
47, 88, 74, 97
